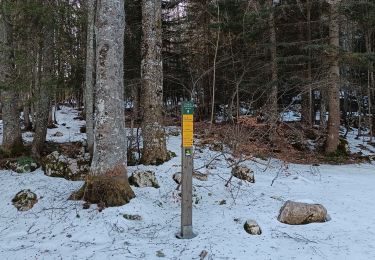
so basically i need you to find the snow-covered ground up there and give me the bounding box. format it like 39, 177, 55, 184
0, 108, 375, 260
0, 106, 86, 145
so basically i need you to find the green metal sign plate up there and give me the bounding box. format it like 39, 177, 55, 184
182, 101, 194, 115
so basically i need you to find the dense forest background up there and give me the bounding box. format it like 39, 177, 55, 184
0, 0, 374, 169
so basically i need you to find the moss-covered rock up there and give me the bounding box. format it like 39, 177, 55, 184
9, 157, 39, 173
42, 150, 90, 180
12, 189, 38, 211
168, 150, 177, 158
129, 170, 160, 188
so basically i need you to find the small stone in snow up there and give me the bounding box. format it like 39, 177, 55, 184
172, 172, 181, 184
232, 165, 255, 183
12, 189, 38, 211
219, 199, 226, 205
199, 250, 208, 260
173, 171, 208, 183
83, 202, 90, 209
244, 219, 262, 235
123, 214, 142, 221
53, 131, 64, 137
156, 250, 165, 257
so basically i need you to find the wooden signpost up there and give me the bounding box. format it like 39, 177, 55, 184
177, 101, 196, 239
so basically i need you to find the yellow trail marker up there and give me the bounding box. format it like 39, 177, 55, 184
177, 101, 196, 239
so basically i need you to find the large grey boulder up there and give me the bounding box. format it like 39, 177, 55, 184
277, 200, 328, 225
244, 219, 262, 235
12, 189, 38, 211
232, 165, 255, 183
42, 150, 90, 180
129, 170, 160, 188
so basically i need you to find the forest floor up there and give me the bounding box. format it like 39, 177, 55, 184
0, 106, 375, 260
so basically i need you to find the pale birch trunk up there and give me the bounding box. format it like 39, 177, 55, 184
0, 8, 23, 153
140, 0, 169, 165
325, 0, 341, 153
85, 0, 96, 156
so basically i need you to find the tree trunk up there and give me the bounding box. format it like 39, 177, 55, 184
87, 0, 134, 206
320, 89, 327, 128
2, 90, 23, 152
85, 0, 96, 156
47, 103, 54, 127
32, 26, 53, 157
371, 70, 375, 137
23, 97, 32, 131
268, 0, 278, 123
140, 0, 169, 165
301, 0, 313, 125
366, 30, 373, 138
0, 8, 23, 153
209, 3, 220, 129
325, 0, 341, 153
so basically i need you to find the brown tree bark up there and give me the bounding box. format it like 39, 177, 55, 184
320, 88, 327, 129
140, 0, 169, 165
0, 7, 23, 153
325, 0, 341, 153
85, 0, 96, 156
366, 30, 374, 138
32, 4, 53, 157
268, 0, 278, 123
23, 97, 32, 131
301, 0, 313, 125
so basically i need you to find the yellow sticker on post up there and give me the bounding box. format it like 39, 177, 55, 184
182, 102, 194, 148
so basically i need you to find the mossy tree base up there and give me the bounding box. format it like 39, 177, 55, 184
0, 143, 27, 159
141, 152, 170, 166
70, 175, 135, 207
140, 150, 175, 166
